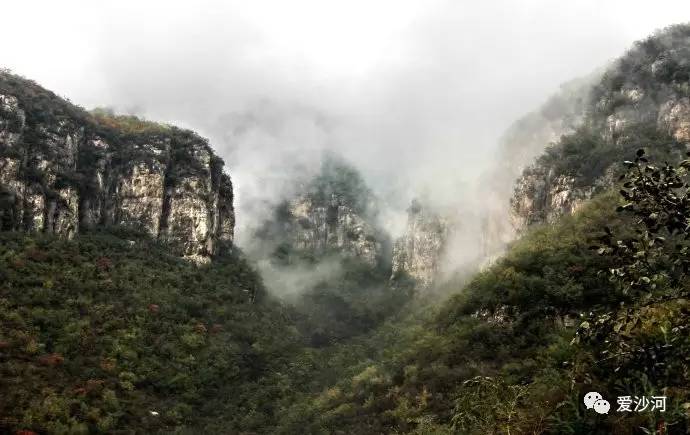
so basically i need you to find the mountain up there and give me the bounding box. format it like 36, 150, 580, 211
277, 193, 624, 434
0, 71, 291, 435
0, 229, 308, 434
253, 154, 386, 268
511, 25, 690, 233
250, 154, 412, 346
391, 198, 452, 288
263, 24, 690, 434
4, 23, 690, 435
0, 71, 234, 263
478, 72, 599, 259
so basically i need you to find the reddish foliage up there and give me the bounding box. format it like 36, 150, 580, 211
100, 358, 116, 372
566, 265, 585, 274
148, 304, 160, 314
0, 340, 10, 350
658, 419, 666, 435
10, 258, 25, 269
95, 256, 113, 272
210, 324, 223, 334
25, 248, 47, 262
73, 387, 87, 396
86, 379, 105, 393
15, 430, 38, 435
37, 353, 64, 367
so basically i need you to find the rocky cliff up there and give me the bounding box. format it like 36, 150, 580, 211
0, 71, 234, 262
510, 25, 690, 233
391, 199, 450, 288
282, 193, 382, 266
477, 72, 599, 258
510, 168, 595, 230
254, 154, 385, 268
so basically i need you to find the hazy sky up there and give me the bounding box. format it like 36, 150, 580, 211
3, 0, 690, 239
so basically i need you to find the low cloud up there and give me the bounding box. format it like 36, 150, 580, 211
3, 0, 690, 276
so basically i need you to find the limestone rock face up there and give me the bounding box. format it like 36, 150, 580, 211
477, 72, 599, 258
658, 97, 690, 143
117, 158, 167, 236
510, 168, 593, 232
509, 26, 690, 233
284, 193, 381, 267
391, 199, 450, 288
253, 154, 385, 268
510, 86, 690, 233
0, 72, 234, 262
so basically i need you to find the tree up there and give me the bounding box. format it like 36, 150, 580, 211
574, 149, 690, 431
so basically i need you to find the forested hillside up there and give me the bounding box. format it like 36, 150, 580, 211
511, 24, 690, 233
270, 152, 690, 434
0, 229, 292, 432
3, 23, 690, 435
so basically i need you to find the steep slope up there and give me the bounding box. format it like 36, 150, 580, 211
0, 72, 308, 434
511, 24, 690, 232
261, 26, 690, 435
249, 154, 413, 347
0, 71, 234, 263
268, 193, 623, 434
254, 153, 386, 268
281, 182, 690, 434
391, 198, 452, 288
478, 72, 599, 258
0, 230, 306, 434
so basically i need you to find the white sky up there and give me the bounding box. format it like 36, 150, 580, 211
3, 0, 690, 237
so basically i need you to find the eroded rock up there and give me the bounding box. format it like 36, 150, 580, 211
391, 199, 450, 288
0, 73, 235, 261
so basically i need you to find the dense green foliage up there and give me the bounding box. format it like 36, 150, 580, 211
0, 230, 304, 433
7, 158, 690, 433
575, 150, 690, 432
0, 227, 419, 434
269, 176, 688, 434
536, 124, 685, 188
291, 257, 414, 347
5, 24, 690, 435
269, 193, 624, 434
591, 24, 690, 115
269, 153, 690, 435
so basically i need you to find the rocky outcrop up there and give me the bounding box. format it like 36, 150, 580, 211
511, 92, 690, 234
510, 25, 690, 233
477, 72, 599, 257
658, 97, 690, 143
510, 168, 593, 230
280, 193, 382, 267
391, 199, 450, 288
253, 154, 385, 268
0, 71, 234, 262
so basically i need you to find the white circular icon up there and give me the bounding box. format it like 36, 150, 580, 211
593, 399, 610, 414
583, 391, 602, 409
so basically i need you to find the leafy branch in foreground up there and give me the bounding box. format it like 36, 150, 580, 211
574, 149, 690, 421
598, 148, 690, 295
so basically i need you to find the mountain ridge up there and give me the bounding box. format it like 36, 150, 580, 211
0, 70, 234, 263
509, 24, 690, 233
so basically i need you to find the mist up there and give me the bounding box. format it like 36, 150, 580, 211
4, 0, 690, 270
